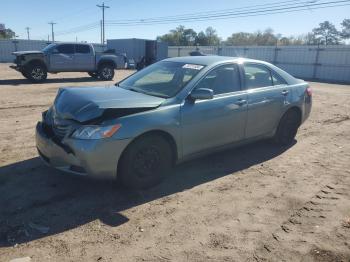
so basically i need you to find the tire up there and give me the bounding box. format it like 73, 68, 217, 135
98, 63, 115, 81
118, 135, 173, 189
26, 63, 47, 83
88, 72, 98, 79
21, 71, 29, 79
274, 109, 301, 146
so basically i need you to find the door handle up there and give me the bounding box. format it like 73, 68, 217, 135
281, 90, 289, 96
236, 99, 247, 106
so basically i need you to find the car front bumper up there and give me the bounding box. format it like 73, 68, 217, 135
36, 122, 131, 180
9, 65, 21, 72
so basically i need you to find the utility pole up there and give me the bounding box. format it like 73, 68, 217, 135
48, 21, 56, 42
100, 20, 103, 45
97, 2, 110, 45
25, 27, 30, 40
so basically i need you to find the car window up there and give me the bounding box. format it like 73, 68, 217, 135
75, 44, 90, 54
195, 64, 241, 95
244, 64, 273, 89
55, 44, 74, 54
271, 71, 286, 85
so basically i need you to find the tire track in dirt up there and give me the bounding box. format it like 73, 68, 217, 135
255, 183, 350, 261
0, 104, 51, 110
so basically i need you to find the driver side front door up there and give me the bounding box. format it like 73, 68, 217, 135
180, 64, 248, 157
49, 44, 75, 72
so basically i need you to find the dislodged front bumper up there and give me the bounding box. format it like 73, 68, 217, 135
9, 65, 21, 72
36, 122, 131, 180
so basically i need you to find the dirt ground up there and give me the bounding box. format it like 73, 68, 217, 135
0, 63, 349, 262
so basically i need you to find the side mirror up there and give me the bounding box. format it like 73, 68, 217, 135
189, 88, 214, 101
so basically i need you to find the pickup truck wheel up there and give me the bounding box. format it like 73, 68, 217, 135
98, 64, 114, 81
118, 135, 172, 189
27, 64, 47, 83
274, 109, 300, 146
88, 72, 98, 79
21, 71, 30, 79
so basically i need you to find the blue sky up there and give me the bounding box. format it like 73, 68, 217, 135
1, 0, 349, 43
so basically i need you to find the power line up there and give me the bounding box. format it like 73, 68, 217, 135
105, 0, 350, 26
55, 22, 100, 36
97, 2, 110, 44
48, 21, 57, 42
107, 0, 308, 23
34, 0, 349, 40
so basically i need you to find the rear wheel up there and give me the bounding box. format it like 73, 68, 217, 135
118, 135, 172, 189
98, 64, 114, 81
274, 109, 301, 145
26, 64, 47, 83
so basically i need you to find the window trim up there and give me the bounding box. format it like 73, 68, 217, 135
271, 69, 288, 86
242, 62, 287, 90
192, 62, 243, 97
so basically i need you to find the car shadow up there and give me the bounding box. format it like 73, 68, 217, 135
0, 140, 294, 247
0, 77, 100, 86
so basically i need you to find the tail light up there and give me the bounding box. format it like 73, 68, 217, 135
306, 87, 312, 96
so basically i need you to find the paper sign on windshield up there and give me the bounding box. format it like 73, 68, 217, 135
182, 64, 204, 70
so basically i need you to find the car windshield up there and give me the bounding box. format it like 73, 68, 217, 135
118, 61, 205, 98
42, 43, 56, 53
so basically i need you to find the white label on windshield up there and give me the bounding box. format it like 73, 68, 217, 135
182, 64, 204, 70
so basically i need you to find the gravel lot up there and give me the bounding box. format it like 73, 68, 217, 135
0, 63, 349, 262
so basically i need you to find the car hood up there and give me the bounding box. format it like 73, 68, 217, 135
53, 86, 165, 122
12, 51, 44, 56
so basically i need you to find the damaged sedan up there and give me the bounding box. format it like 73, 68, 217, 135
36, 56, 312, 188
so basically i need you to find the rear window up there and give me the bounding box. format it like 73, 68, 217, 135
75, 45, 90, 54
244, 64, 273, 89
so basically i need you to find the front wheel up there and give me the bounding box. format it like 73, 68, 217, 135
118, 135, 173, 189
21, 71, 29, 79
274, 109, 301, 145
26, 64, 47, 83
98, 64, 115, 81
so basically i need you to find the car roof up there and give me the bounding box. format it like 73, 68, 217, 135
163, 56, 263, 66
53, 42, 90, 45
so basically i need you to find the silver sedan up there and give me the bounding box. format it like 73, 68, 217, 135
36, 56, 312, 188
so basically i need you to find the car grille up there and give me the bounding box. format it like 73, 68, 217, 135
43, 111, 72, 139
52, 123, 70, 138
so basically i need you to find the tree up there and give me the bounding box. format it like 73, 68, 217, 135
157, 25, 197, 46
204, 27, 221, 45
158, 26, 220, 46
225, 32, 256, 46
0, 25, 15, 39
312, 21, 341, 45
341, 19, 350, 39
195, 31, 208, 45
256, 28, 278, 46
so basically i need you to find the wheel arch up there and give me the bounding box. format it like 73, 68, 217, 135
25, 59, 47, 71
97, 60, 116, 70
284, 106, 302, 126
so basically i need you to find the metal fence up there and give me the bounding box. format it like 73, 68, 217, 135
169, 45, 350, 83
0, 39, 106, 62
